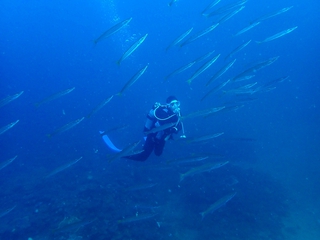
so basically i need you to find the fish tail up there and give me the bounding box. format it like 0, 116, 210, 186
179, 173, 185, 182
199, 212, 205, 221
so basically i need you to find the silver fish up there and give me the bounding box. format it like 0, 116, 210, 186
188, 132, 224, 143
225, 40, 251, 60
0, 91, 24, 108
0, 120, 19, 135
118, 64, 148, 95
126, 183, 157, 191
256, 26, 298, 43
87, 95, 114, 118
218, 5, 245, 24
0, 205, 16, 219
187, 54, 220, 85
167, 155, 210, 165
261, 76, 289, 92
165, 49, 217, 81
94, 17, 132, 45
201, 0, 221, 15
0, 155, 17, 171
164, 61, 196, 81
35, 87, 75, 107
264, 76, 289, 87
117, 34, 148, 65
206, 59, 236, 86
201, 79, 231, 101
193, 50, 216, 63
233, 74, 256, 82
144, 122, 176, 135
200, 192, 236, 219
251, 6, 293, 24
224, 82, 259, 95
46, 157, 82, 178
204, 0, 247, 17
234, 21, 260, 37
166, 27, 193, 51
182, 106, 225, 119
181, 23, 219, 47
180, 161, 229, 182
47, 117, 85, 137
239, 82, 258, 89
232, 56, 279, 81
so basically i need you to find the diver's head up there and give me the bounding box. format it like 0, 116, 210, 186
166, 96, 180, 114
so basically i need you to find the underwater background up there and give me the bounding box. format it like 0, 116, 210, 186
1, 0, 320, 239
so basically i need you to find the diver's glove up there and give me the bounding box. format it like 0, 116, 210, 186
170, 127, 178, 134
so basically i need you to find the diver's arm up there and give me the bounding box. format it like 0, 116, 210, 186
175, 121, 186, 138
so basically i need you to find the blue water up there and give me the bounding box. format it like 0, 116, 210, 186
1, 0, 320, 239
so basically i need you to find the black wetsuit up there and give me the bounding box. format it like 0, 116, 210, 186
123, 104, 181, 161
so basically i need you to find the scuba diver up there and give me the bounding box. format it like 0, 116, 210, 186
102, 96, 186, 161
123, 96, 186, 161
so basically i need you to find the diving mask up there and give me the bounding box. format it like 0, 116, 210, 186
168, 100, 180, 114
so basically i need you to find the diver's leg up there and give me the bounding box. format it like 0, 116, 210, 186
154, 139, 166, 156
122, 136, 154, 161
